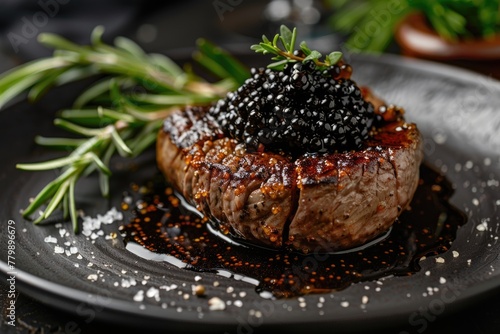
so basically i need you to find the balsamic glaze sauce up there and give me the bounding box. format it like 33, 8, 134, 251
120, 164, 467, 298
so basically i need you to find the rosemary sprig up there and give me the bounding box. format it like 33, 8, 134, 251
0, 27, 250, 232
251, 25, 343, 70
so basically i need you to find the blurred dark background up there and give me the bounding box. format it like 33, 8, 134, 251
0, 0, 341, 63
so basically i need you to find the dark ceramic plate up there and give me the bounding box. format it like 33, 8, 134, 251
1, 53, 499, 333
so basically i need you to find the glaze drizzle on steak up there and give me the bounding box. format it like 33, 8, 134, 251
157, 89, 423, 253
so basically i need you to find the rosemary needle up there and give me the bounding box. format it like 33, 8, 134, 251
0, 26, 249, 232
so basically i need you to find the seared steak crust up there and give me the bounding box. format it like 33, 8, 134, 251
157, 99, 423, 253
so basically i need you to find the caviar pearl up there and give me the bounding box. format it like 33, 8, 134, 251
209, 61, 375, 156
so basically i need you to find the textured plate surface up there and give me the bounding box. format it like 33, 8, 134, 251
1, 53, 500, 333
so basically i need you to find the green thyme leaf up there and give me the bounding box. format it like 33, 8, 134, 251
327, 51, 343, 65
303, 50, 322, 63
279, 25, 294, 51
299, 41, 312, 55
252, 25, 343, 70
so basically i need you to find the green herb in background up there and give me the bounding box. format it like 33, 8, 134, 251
326, 0, 500, 53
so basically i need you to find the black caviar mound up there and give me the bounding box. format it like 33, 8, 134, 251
209, 60, 375, 155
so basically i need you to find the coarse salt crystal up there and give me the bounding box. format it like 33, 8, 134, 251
452, 251, 459, 258
87, 274, 98, 282
208, 297, 226, 311
44, 236, 57, 243
361, 296, 369, 304
146, 287, 160, 301
54, 246, 64, 254
133, 290, 144, 302
340, 301, 349, 308
439, 277, 447, 284
121, 279, 131, 288
435, 257, 445, 263
476, 222, 487, 231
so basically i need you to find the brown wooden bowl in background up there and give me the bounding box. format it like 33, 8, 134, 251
395, 13, 500, 79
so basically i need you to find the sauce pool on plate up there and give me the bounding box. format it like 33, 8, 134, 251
120, 164, 466, 298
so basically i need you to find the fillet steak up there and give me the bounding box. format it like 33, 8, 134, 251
156, 90, 423, 253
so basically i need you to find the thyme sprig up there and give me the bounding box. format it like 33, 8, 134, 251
0, 27, 249, 232
251, 25, 343, 70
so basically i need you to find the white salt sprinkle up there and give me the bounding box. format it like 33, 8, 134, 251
44, 236, 57, 243
476, 221, 488, 231
59, 228, 67, 237
133, 290, 144, 302
208, 297, 226, 311
435, 257, 445, 263
87, 274, 98, 282
54, 246, 64, 254
439, 277, 447, 284
452, 251, 459, 258
81, 207, 123, 239
146, 287, 160, 301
